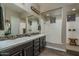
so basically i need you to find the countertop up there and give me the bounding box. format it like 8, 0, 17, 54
66, 44, 79, 52
0, 34, 45, 51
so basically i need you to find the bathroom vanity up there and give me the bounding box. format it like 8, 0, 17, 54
0, 34, 46, 56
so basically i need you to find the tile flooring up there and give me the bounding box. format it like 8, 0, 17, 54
39, 48, 72, 56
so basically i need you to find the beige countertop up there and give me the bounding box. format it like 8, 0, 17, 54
66, 44, 79, 52
0, 34, 45, 51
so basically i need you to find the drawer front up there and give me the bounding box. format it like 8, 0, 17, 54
34, 48, 40, 56
34, 42, 39, 46
34, 39, 39, 43
33, 39, 39, 46
11, 51, 22, 56
23, 41, 33, 56
25, 41, 33, 47
33, 39, 40, 56
2, 45, 23, 56
34, 46, 39, 50
34, 51, 40, 56
0, 41, 33, 56
24, 45, 33, 56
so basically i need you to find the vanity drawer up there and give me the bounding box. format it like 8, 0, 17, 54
11, 51, 22, 56
0, 45, 23, 56
33, 39, 39, 46
34, 51, 40, 56
25, 41, 33, 47
33, 39, 39, 43
33, 47, 40, 56
34, 42, 39, 46
0, 41, 33, 56
34, 45, 39, 49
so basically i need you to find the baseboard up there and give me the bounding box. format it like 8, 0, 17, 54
46, 45, 66, 52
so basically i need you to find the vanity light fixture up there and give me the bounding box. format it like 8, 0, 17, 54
31, 6, 40, 15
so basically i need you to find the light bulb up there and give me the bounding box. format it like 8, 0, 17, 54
72, 8, 76, 11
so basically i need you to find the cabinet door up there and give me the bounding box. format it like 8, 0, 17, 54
42, 37, 46, 48
39, 36, 46, 52
39, 38, 43, 52
33, 39, 40, 56
42, 36, 46, 48
11, 51, 22, 56
24, 45, 33, 56
34, 47, 40, 56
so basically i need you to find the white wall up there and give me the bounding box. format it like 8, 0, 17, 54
44, 16, 62, 44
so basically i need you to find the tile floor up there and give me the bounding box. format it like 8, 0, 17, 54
39, 48, 72, 56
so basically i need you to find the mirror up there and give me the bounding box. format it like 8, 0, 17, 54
5, 19, 11, 35
0, 5, 4, 30
10, 16, 20, 35
28, 15, 41, 34
3, 4, 27, 36
0, 4, 40, 38
19, 19, 26, 34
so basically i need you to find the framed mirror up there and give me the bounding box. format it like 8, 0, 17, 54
28, 15, 41, 34
0, 5, 4, 30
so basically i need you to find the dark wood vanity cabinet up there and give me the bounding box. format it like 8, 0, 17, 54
39, 36, 46, 52
0, 36, 46, 56
11, 41, 34, 56
33, 36, 46, 56
33, 38, 40, 56
0, 51, 22, 56
0, 45, 23, 56
23, 41, 33, 56
24, 45, 33, 56
42, 36, 46, 48
11, 51, 22, 56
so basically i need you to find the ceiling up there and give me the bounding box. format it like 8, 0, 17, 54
5, 3, 25, 13
39, 3, 77, 13
4, 3, 79, 16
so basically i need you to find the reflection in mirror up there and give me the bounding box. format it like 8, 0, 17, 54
0, 4, 30, 40
0, 4, 40, 40
5, 19, 11, 35
19, 20, 26, 34
11, 16, 20, 35
28, 15, 41, 34
0, 5, 4, 30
